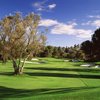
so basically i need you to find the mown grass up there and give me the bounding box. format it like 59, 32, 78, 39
0, 58, 100, 100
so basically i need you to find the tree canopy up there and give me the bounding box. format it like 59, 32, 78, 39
81, 28, 100, 61
0, 12, 46, 75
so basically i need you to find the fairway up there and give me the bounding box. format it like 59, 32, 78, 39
0, 58, 100, 100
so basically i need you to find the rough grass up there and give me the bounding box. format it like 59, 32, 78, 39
0, 58, 100, 100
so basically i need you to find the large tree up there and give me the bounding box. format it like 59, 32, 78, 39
92, 28, 100, 61
81, 40, 93, 61
0, 13, 46, 75
81, 28, 100, 61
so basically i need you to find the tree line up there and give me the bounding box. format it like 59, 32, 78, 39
38, 45, 84, 60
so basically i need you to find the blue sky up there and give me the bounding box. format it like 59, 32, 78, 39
0, 0, 100, 47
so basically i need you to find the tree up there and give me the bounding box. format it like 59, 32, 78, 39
81, 28, 100, 61
0, 13, 46, 75
38, 46, 54, 57
92, 28, 100, 61
81, 40, 93, 61
52, 47, 59, 58
46, 46, 54, 57
57, 47, 64, 58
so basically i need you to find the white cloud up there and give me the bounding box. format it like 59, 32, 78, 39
76, 29, 92, 38
33, 1, 56, 12
88, 15, 100, 19
81, 15, 100, 28
51, 23, 76, 35
37, 8, 44, 11
51, 23, 92, 38
40, 19, 92, 39
32, 1, 46, 11
39, 19, 58, 27
81, 21, 92, 26
48, 4, 56, 9
82, 20, 100, 28
33, 2, 42, 8
91, 20, 100, 27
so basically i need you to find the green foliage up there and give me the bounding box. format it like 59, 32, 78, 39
81, 40, 93, 61
92, 28, 100, 61
39, 45, 83, 60
81, 28, 100, 61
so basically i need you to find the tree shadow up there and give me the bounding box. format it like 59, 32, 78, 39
0, 67, 100, 78
26, 72, 100, 79
0, 72, 14, 76
26, 67, 100, 73
1, 70, 100, 79
0, 86, 98, 99
26, 67, 100, 79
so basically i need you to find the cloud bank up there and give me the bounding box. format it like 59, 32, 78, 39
39, 19, 92, 39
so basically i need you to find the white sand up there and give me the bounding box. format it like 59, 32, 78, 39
21, 61, 40, 64
31, 58, 39, 61
64, 60, 69, 62
80, 64, 91, 67
95, 65, 100, 68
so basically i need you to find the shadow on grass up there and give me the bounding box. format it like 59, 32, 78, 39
26, 67, 100, 73
0, 72, 14, 76
1, 67, 100, 79
26, 72, 100, 79
0, 86, 98, 98
1, 71, 100, 79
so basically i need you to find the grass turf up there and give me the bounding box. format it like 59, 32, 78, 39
0, 58, 100, 100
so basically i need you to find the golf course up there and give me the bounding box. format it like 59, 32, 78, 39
0, 58, 100, 100
0, 0, 100, 100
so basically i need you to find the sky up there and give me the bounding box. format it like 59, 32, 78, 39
0, 0, 100, 47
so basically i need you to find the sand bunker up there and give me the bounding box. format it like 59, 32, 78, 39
31, 58, 39, 61
21, 61, 40, 64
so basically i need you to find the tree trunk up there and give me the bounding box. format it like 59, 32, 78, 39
13, 60, 23, 75
13, 67, 23, 75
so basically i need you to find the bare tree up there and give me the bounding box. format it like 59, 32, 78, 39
0, 13, 46, 75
